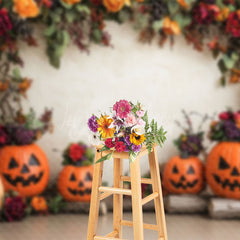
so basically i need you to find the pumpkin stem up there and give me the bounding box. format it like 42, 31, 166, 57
180, 151, 189, 159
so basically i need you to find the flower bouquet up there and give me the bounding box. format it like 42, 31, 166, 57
88, 100, 167, 163
209, 110, 240, 141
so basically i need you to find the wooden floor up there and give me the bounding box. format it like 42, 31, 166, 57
0, 213, 239, 240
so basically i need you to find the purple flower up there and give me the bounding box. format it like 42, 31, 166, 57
125, 145, 130, 152
223, 120, 240, 139
132, 144, 141, 153
88, 115, 99, 132
125, 135, 131, 146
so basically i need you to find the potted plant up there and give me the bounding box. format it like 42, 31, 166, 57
0, 65, 52, 197
206, 110, 240, 199
57, 142, 94, 202
163, 111, 205, 194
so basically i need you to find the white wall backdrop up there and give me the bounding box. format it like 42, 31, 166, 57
20, 22, 240, 184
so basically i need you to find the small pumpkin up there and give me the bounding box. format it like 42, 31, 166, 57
0, 144, 50, 197
57, 165, 93, 202
163, 155, 204, 194
206, 142, 240, 199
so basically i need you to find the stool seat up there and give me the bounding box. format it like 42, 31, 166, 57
87, 145, 168, 240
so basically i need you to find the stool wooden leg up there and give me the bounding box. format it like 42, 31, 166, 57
113, 158, 123, 238
130, 157, 144, 240
87, 151, 104, 240
149, 148, 168, 240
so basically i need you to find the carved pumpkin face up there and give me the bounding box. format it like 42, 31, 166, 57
57, 165, 93, 202
0, 144, 49, 197
206, 142, 240, 199
163, 155, 204, 194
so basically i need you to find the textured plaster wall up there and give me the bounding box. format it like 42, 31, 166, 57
20, 22, 240, 184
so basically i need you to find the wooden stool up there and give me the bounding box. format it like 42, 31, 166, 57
87, 145, 168, 240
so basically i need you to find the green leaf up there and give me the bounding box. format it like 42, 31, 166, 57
44, 24, 56, 37
75, 5, 90, 14
220, 75, 226, 86
129, 151, 137, 163
95, 152, 113, 163
218, 59, 227, 73
99, 146, 110, 152
174, 13, 191, 28
12, 68, 21, 79
60, 0, 72, 9
65, 12, 76, 23
118, 10, 130, 23
92, 29, 102, 43
222, 53, 237, 69
152, 20, 164, 33
168, 0, 180, 15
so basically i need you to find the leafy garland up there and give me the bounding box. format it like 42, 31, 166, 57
1, 0, 240, 85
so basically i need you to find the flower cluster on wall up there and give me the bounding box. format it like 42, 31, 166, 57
1, 0, 240, 85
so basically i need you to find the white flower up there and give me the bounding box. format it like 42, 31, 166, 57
124, 113, 137, 127
88, 131, 103, 146
131, 125, 145, 135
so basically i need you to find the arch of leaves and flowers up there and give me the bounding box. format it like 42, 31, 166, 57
1, 0, 240, 88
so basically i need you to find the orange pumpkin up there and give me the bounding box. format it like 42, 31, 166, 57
57, 165, 93, 202
163, 155, 204, 194
0, 144, 49, 197
206, 142, 240, 199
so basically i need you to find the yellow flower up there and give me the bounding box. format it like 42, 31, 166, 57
215, 7, 229, 22
103, 0, 125, 13
163, 17, 181, 35
97, 115, 115, 139
13, 0, 39, 18
130, 133, 146, 146
62, 0, 82, 5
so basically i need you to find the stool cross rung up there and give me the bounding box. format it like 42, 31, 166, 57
142, 192, 159, 206
99, 186, 132, 196
99, 192, 112, 201
120, 220, 159, 231
120, 176, 152, 185
94, 236, 126, 240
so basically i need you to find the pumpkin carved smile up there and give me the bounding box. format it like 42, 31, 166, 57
3, 171, 44, 187
67, 187, 92, 196
213, 174, 240, 191
170, 178, 199, 189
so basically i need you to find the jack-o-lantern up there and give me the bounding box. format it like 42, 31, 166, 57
163, 155, 204, 194
206, 142, 240, 199
0, 144, 50, 197
57, 165, 93, 202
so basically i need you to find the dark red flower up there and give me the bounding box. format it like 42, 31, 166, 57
0, 125, 8, 146
41, 0, 53, 8
115, 141, 125, 152
193, 3, 219, 25
90, 0, 102, 6
219, 111, 231, 120
3, 196, 27, 222
0, 8, 12, 37
69, 144, 85, 162
226, 11, 240, 38
105, 138, 115, 148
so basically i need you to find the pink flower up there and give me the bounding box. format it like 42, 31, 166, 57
219, 112, 231, 120
113, 100, 132, 119
125, 113, 137, 127
234, 112, 240, 122
136, 110, 145, 117
137, 118, 146, 127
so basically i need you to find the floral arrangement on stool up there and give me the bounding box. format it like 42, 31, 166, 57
88, 100, 166, 162
57, 142, 94, 202
163, 111, 205, 194
206, 109, 240, 199
0, 68, 53, 197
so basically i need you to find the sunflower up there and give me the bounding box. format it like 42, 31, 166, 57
130, 133, 146, 146
97, 115, 115, 139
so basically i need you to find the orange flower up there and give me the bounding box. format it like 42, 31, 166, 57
97, 115, 115, 139
103, 0, 125, 12
163, 17, 181, 35
177, 0, 189, 8
215, 7, 229, 21
13, 0, 39, 18
62, 0, 82, 4
0, 81, 9, 91
31, 196, 48, 212
18, 78, 32, 93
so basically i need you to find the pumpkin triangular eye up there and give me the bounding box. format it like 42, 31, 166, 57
70, 173, 76, 181
85, 172, 92, 181
172, 165, 179, 174
219, 156, 230, 169
187, 166, 195, 174
29, 154, 40, 166
9, 158, 19, 169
